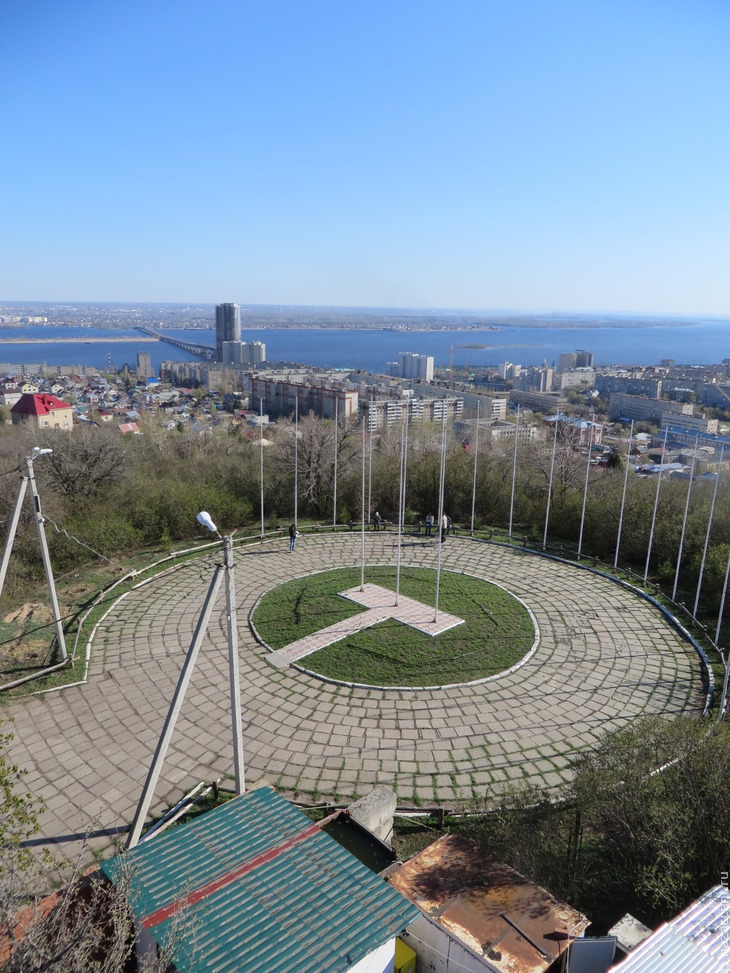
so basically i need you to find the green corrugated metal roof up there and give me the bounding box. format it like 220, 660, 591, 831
102, 787, 419, 973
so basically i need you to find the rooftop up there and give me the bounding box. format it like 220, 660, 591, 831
101, 786, 419, 973
387, 834, 589, 973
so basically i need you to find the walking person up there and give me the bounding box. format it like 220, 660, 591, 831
373, 510, 381, 531
425, 512, 434, 537
441, 512, 448, 542
289, 523, 299, 552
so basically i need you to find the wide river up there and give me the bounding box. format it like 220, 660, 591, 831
1, 320, 729, 374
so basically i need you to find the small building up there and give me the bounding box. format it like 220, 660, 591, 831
101, 785, 419, 973
387, 834, 589, 973
10, 393, 73, 430
609, 884, 730, 972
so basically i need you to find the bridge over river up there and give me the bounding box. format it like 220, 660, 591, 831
136, 326, 216, 361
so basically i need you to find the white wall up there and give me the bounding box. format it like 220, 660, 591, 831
400, 916, 498, 973
346, 937, 396, 973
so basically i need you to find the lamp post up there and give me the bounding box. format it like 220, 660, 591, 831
127, 513, 245, 849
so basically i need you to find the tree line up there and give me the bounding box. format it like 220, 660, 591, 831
0, 415, 729, 624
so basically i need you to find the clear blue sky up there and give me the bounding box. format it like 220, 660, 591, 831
1, 0, 728, 314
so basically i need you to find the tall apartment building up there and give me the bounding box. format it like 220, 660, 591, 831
608, 393, 693, 422
387, 352, 434, 382
215, 303, 241, 361
361, 395, 463, 431
221, 340, 266, 367
575, 350, 594, 368
513, 365, 554, 393
136, 351, 153, 380
596, 375, 662, 398
558, 352, 577, 371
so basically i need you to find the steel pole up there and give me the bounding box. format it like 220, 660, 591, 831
294, 398, 298, 529
223, 536, 245, 795
395, 411, 406, 606
714, 546, 730, 646
360, 419, 366, 591
693, 445, 724, 619
643, 427, 670, 584
470, 401, 480, 535
127, 564, 225, 848
577, 413, 595, 559
542, 414, 559, 551
333, 398, 338, 529
259, 398, 265, 539
614, 420, 634, 570
508, 405, 520, 539
26, 457, 67, 662
0, 473, 28, 599
672, 435, 699, 602
434, 407, 447, 622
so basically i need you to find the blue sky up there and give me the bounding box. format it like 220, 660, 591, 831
1, 0, 728, 314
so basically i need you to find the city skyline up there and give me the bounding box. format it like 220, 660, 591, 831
1, 1, 729, 315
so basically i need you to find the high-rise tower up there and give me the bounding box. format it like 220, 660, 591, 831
215, 303, 241, 362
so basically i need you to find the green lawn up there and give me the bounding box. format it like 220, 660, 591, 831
253, 567, 534, 686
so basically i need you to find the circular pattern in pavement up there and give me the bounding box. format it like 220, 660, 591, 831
5, 533, 703, 859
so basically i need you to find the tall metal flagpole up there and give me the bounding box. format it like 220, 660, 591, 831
542, 413, 559, 551
259, 398, 265, 539
294, 398, 299, 529
434, 407, 447, 622
509, 405, 520, 539
614, 420, 634, 570
470, 401, 480, 535
693, 444, 724, 619
332, 398, 338, 530
360, 417, 366, 592
368, 423, 373, 525
672, 435, 700, 602
223, 535, 245, 795
395, 411, 406, 605
714, 546, 730, 645
577, 413, 595, 559
643, 427, 670, 584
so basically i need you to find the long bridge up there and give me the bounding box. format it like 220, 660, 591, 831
136, 326, 217, 361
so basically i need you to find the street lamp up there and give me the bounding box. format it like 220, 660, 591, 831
127, 514, 245, 848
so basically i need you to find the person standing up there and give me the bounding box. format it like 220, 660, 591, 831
441, 513, 448, 542
425, 512, 434, 536
373, 510, 381, 531
289, 524, 299, 552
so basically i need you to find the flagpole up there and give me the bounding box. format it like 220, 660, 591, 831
693, 445, 724, 618
470, 401, 480, 535
259, 398, 265, 539
672, 435, 700, 602
577, 413, 595, 559
294, 397, 299, 529
360, 416, 366, 591
614, 420, 634, 570
542, 412, 559, 551
434, 407, 447, 622
368, 421, 373, 525
643, 426, 670, 584
714, 546, 730, 646
332, 397, 338, 530
395, 409, 406, 605
509, 405, 520, 539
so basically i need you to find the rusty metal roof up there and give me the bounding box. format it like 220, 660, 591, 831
387, 834, 589, 973
101, 787, 419, 973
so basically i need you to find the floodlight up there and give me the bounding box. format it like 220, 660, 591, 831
32, 447, 53, 456
196, 511, 217, 533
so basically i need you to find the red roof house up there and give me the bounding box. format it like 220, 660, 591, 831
10, 393, 73, 430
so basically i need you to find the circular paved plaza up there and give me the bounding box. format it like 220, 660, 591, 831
6, 533, 702, 860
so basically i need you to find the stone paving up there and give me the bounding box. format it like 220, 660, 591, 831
3, 534, 702, 862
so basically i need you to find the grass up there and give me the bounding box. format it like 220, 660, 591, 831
253, 566, 534, 686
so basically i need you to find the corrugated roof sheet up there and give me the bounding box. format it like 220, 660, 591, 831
101, 787, 419, 973
610, 885, 730, 972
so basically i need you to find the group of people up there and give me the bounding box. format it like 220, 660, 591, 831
425, 512, 451, 540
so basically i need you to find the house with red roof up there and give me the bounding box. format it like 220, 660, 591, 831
10, 393, 73, 431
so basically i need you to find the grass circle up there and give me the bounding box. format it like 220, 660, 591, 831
252, 566, 536, 687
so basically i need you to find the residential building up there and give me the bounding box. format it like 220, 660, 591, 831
660, 412, 719, 436
559, 352, 577, 371
387, 352, 434, 382
575, 349, 594, 367
10, 393, 73, 430
513, 365, 554, 393
509, 389, 567, 412
251, 376, 358, 420
220, 339, 266, 367
215, 302, 241, 361
136, 351, 153, 380
596, 375, 662, 398
608, 393, 693, 423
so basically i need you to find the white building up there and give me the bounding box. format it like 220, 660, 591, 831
396, 352, 434, 382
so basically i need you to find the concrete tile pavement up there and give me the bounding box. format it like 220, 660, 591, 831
3, 532, 702, 866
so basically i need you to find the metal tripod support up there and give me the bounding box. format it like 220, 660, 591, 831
127, 534, 245, 849
0, 455, 67, 663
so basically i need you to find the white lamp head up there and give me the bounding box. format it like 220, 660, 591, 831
196, 511, 217, 533
32, 447, 53, 456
